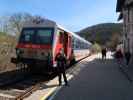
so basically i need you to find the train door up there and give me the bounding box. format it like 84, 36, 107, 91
63, 32, 68, 57
67, 35, 72, 59
59, 32, 68, 57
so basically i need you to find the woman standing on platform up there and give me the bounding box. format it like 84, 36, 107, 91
115, 49, 123, 65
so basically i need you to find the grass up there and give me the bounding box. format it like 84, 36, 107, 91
0, 32, 16, 72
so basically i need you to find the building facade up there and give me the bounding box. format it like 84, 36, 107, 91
116, 0, 133, 54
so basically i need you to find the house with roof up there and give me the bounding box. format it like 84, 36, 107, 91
116, 0, 133, 54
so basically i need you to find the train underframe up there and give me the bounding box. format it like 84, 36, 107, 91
11, 56, 76, 74
11, 57, 54, 73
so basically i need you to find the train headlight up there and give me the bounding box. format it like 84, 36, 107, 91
16, 49, 20, 55
16, 49, 23, 55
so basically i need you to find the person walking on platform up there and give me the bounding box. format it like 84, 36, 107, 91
125, 51, 131, 66
101, 47, 107, 60
115, 49, 123, 65
55, 49, 68, 86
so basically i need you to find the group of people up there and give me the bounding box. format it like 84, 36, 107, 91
101, 47, 132, 66
115, 49, 131, 66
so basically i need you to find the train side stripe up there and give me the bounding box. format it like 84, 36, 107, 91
16, 43, 52, 49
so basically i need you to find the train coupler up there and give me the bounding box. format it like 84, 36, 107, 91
11, 57, 18, 64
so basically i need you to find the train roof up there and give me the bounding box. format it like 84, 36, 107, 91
57, 24, 91, 45
23, 18, 92, 45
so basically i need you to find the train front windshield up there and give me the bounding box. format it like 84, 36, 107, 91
19, 28, 53, 44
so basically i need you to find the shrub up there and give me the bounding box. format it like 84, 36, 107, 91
91, 43, 101, 54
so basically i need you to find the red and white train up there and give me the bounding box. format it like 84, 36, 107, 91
11, 18, 91, 71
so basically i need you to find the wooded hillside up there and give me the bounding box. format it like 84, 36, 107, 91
77, 23, 123, 50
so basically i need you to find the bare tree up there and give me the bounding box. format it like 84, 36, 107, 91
0, 16, 9, 33
8, 13, 46, 38
0, 13, 46, 39
8, 13, 33, 37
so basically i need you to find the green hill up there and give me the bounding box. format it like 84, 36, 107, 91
77, 23, 123, 50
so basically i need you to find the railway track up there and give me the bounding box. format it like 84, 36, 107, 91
0, 69, 29, 88
16, 80, 45, 100
0, 73, 56, 100
0, 55, 90, 100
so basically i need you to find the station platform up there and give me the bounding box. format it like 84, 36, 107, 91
25, 53, 133, 100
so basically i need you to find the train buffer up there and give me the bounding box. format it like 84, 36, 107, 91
25, 52, 133, 100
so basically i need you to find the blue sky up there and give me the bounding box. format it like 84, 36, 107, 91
0, 0, 118, 31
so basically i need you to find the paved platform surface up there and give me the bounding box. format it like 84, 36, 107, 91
118, 59, 133, 82
50, 53, 133, 100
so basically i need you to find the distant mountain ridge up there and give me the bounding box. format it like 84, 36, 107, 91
77, 23, 122, 48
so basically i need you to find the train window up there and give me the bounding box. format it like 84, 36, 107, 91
19, 29, 34, 43
19, 28, 53, 44
38, 30, 52, 36
36, 29, 52, 44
